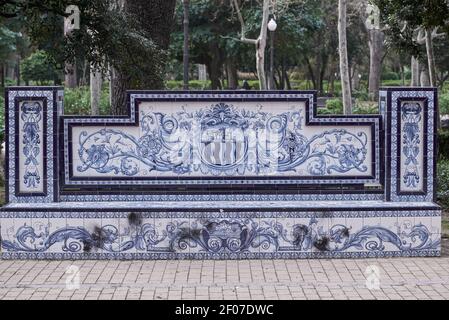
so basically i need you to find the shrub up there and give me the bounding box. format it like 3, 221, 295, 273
353, 90, 369, 101
440, 93, 449, 115
353, 101, 379, 114
437, 159, 449, 209
320, 98, 343, 115
21, 50, 60, 85
64, 85, 110, 115
439, 130, 449, 160
381, 71, 400, 81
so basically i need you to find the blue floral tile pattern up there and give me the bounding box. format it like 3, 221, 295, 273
21, 101, 42, 189
0, 209, 441, 259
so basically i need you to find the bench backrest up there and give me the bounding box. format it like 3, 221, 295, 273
4, 87, 437, 203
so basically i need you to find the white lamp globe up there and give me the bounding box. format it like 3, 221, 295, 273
268, 18, 277, 32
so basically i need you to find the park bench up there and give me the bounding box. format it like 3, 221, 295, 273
0, 87, 441, 259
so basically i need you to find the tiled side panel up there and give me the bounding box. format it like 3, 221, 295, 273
6, 87, 61, 203
0, 209, 440, 259
388, 89, 436, 202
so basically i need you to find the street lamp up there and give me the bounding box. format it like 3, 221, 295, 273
268, 18, 277, 90
268, 18, 277, 32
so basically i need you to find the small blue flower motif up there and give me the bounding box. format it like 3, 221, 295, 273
86, 145, 109, 169
337, 144, 364, 168
23, 170, 40, 188
137, 134, 162, 159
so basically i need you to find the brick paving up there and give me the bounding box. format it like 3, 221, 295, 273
0, 239, 449, 300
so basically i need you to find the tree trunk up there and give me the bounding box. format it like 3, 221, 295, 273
318, 55, 328, 94
64, 21, 77, 89
256, 0, 270, 90
338, 0, 352, 114
410, 56, 420, 86
268, 31, 275, 90
368, 29, 384, 101
284, 68, 291, 90
420, 68, 430, 87
305, 57, 317, 90
16, 56, 20, 86
110, 67, 129, 115
206, 61, 222, 90
352, 66, 361, 91
110, 0, 176, 115
425, 28, 437, 87
90, 67, 102, 115
182, 0, 189, 90
0, 64, 4, 88
225, 59, 238, 89
425, 28, 440, 129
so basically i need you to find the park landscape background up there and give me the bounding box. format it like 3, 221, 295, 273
0, 0, 448, 238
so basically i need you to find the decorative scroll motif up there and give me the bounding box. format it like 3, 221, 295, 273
2, 218, 439, 254
167, 219, 280, 253
401, 103, 422, 189
76, 103, 369, 177
1, 223, 167, 253
21, 102, 42, 188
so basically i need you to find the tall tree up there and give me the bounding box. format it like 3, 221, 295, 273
374, 0, 449, 127
182, 0, 190, 90
110, 0, 177, 114
63, 8, 77, 88
338, 0, 352, 113
232, 0, 270, 90
362, 2, 385, 101
1, 0, 176, 115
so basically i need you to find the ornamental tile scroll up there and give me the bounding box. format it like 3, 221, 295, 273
401, 102, 423, 191
1, 214, 440, 255
20, 101, 43, 191
70, 101, 374, 184
388, 88, 436, 203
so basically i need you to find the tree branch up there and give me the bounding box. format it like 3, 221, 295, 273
231, 0, 257, 45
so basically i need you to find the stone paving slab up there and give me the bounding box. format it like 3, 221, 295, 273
1, 251, 449, 300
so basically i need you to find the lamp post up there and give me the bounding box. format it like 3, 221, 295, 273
268, 17, 277, 90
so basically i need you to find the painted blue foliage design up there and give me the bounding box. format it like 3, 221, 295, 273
402, 103, 422, 188
76, 103, 369, 177
21, 102, 42, 188
1, 218, 439, 254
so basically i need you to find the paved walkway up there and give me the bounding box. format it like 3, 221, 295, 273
1, 253, 449, 300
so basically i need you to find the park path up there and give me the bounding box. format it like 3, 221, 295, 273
0, 238, 449, 300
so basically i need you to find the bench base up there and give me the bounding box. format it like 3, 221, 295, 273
0, 201, 441, 259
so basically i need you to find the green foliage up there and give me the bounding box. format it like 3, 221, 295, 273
439, 130, 449, 160
353, 101, 379, 114
3, 1, 171, 90
0, 24, 19, 59
166, 80, 211, 90
321, 98, 343, 115
437, 158, 449, 209
440, 93, 449, 115
64, 86, 110, 115
21, 50, 60, 84
353, 90, 370, 101
374, 0, 449, 58
381, 71, 400, 81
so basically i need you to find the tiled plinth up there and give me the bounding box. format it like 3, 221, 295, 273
0, 201, 441, 260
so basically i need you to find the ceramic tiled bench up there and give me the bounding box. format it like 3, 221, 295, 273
0, 87, 441, 259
